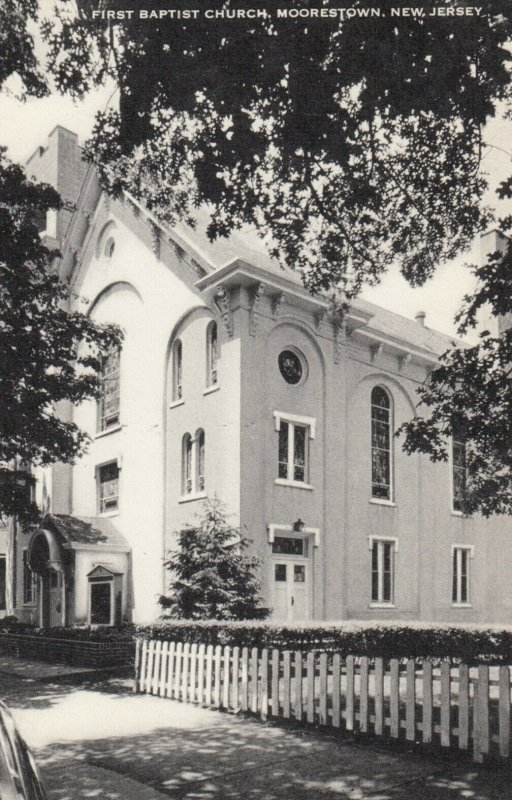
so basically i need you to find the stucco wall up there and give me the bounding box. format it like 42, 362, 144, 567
69, 200, 205, 622
163, 307, 241, 587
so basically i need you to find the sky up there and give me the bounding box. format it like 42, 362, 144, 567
2, 58, 511, 341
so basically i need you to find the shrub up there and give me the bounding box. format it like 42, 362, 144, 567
0, 621, 135, 642
135, 619, 512, 664
160, 496, 269, 620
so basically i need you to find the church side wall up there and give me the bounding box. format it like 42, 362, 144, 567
69, 203, 205, 623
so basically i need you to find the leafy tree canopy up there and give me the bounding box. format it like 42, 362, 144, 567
0, 151, 122, 524
8, 0, 512, 516
43, 0, 512, 295
160, 497, 269, 620
0, 6, 122, 524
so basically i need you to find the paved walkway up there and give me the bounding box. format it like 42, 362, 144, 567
0, 655, 510, 799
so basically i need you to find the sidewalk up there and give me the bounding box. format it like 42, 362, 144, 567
0, 655, 510, 800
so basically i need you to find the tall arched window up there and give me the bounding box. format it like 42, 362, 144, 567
452, 417, 467, 512
172, 339, 183, 402
196, 429, 205, 492
98, 347, 121, 431
371, 386, 392, 501
206, 321, 218, 387
182, 433, 193, 494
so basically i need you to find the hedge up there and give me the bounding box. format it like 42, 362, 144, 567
135, 620, 512, 664
0, 618, 135, 643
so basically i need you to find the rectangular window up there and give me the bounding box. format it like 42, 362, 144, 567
23, 550, 37, 605
371, 539, 394, 604
272, 537, 304, 556
98, 462, 120, 513
278, 421, 308, 483
452, 547, 471, 604
99, 348, 120, 431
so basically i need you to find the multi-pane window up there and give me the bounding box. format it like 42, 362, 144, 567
99, 348, 120, 431
452, 547, 471, 604
23, 549, 37, 605
371, 387, 392, 500
182, 433, 193, 494
371, 539, 394, 604
278, 421, 307, 483
196, 429, 205, 492
206, 322, 218, 387
98, 462, 120, 513
172, 339, 183, 402
452, 418, 467, 513
181, 431, 206, 496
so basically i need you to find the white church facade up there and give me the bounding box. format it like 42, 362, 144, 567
5, 125, 512, 628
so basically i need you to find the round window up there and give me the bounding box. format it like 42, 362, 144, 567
278, 349, 304, 385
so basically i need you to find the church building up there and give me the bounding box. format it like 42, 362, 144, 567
4, 126, 512, 627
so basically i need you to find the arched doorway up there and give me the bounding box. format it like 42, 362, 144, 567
29, 531, 64, 628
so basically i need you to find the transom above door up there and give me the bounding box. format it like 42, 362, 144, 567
270, 535, 311, 622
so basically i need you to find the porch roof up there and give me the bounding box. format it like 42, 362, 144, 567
42, 514, 130, 552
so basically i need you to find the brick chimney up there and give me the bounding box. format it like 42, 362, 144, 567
25, 126, 87, 248
480, 229, 512, 335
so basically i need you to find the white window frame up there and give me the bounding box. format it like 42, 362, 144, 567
88, 580, 114, 626
179, 430, 207, 503
274, 411, 316, 489
450, 432, 467, 515
96, 459, 121, 516
171, 339, 183, 406
368, 535, 398, 607
98, 347, 121, 432
451, 544, 474, 607
206, 321, 219, 389
370, 386, 394, 504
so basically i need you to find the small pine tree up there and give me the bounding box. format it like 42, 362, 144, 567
160, 496, 269, 620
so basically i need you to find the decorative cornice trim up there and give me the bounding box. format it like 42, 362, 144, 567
370, 343, 384, 363
214, 285, 233, 337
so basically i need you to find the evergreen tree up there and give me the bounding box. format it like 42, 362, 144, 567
160, 497, 269, 620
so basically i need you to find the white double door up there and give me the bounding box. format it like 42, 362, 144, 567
271, 558, 310, 621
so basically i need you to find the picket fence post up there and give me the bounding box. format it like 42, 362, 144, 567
136, 639, 512, 763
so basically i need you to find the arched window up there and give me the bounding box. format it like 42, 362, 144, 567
182, 433, 193, 494
196, 429, 205, 492
98, 347, 121, 431
371, 386, 392, 501
206, 321, 218, 387
452, 417, 467, 512
172, 339, 183, 402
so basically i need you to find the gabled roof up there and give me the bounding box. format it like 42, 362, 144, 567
43, 514, 130, 551
355, 298, 460, 357
56, 140, 464, 359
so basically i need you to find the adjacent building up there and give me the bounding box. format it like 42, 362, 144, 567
3, 126, 511, 627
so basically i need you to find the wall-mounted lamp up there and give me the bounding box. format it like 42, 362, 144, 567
293, 518, 305, 533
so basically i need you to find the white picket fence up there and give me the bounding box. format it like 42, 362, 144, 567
134, 639, 512, 762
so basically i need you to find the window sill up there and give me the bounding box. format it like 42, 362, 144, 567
170, 399, 185, 409
95, 425, 122, 440
274, 478, 313, 491
369, 603, 396, 609
369, 498, 396, 508
452, 603, 472, 608
98, 510, 120, 518
178, 492, 207, 504
203, 384, 220, 396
